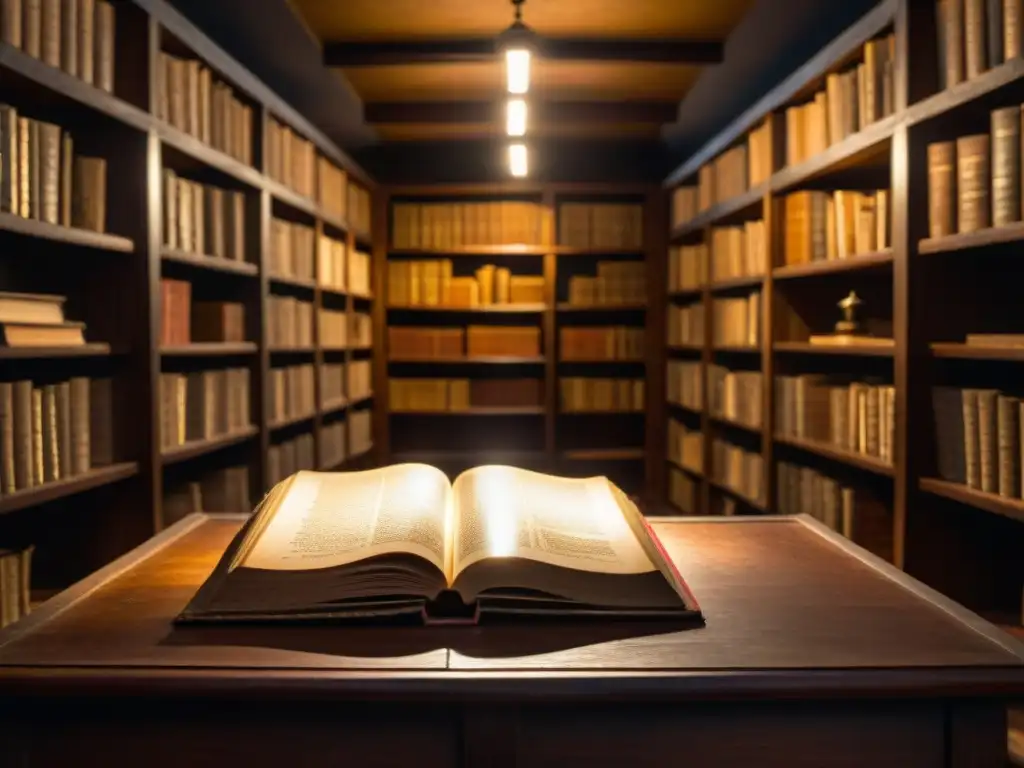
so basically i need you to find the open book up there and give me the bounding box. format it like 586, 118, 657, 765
177, 464, 702, 625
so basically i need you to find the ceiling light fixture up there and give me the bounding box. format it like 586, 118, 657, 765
499, 0, 533, 95
506, 98, 527, 136
509, 143, 528, 177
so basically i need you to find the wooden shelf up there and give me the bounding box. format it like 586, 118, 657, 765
905, 56, 1024, 128
667, 401, 702, 416
389, 356, 545, 364
391, 407, 545, 416
161, 427, 259, 465
556, 303, 647, 312
0, 211, 134, 253
709, 274, 764, 292
269, 413, 317, 431
160, 342, 257, 357
775, 434, 894, 477
772, 249, 894, 280
919, 477, 1024, 524
774, 341, 894, 357
668, 288, 703, 300
666, 457, 702, 477
930, 343, 1024, 361
713, 345, 761, 354
319, 211, 349, 236
555, 247, 645, 257
561, 448, 645, 461
269, 274, 317, 291
390, 244, 550, 256
319, 285, 348, 299
348, 393, 374, 406
387, 304, 547, 314
320, 397, 348, 415
670, 182, 767, 240
268, 346, 316, 355
559, 410, 644, 416
667, 343, 703, 353
267, 179, 319, 219
350, 291, 374, 301
559, 358, 644, 364
0, 462, 139, 516
157, 122, 264, 190
161, 249, 259, 276
710, 414, 762, 435
0, 343, 113, 359
918, 221, 1024, 255
706, 477, 767, 511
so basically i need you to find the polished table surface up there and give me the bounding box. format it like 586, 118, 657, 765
1, 512, 1022, 767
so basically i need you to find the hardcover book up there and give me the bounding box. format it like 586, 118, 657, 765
178, 464, 702, 625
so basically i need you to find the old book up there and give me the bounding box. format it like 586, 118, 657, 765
989, 0, 1005, 66
38, 121, 59, 225
956, 134, 990, 232
68, 376, 89, 475
178, 465, 702, 626
0, 320, 84, 347
997, 394, 1020, 497
965, 0, 988, 78
30, 387, 42, 486
40, 384, 58, 482
1, 0, 22, 48
93, 0, 114, 93
16, 117, 29, 218
77, 0, 93, 85
947, 0, 966, 86
59, 131, 71, 226
55, 380, 70, 477
22, 0, 40, 58
1007, 0, 1023, 58
991, 107, 1020, 225
11, 381, 31, 490
71, 156, 106, 232
88, 376, 112, 466
28, 119, 39, 221
0, 105, 17, 216
59, 0, 76, 76
0, 382, 13, 494
40, 0, 58, 66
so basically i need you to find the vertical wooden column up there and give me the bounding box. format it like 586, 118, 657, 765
311, 219, 326, 469
371, 190, 391, 462
699, 225, 713, 514
542, 190, 558, 464
254, 103, 272, 494
644, 189, 668, 503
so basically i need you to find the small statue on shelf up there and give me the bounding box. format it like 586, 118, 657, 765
834, 290, 864, 335
809, 290, 894, 347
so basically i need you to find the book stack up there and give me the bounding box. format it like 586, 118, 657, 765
267, 433, 315, 485
0, 546, 32, 629
348, 183, 372, 236
349, 312, 372, 348
317, 157, 347, 221
785, 33, 896, 166
392, 201, 542, 247
269, 365, 315, 425
267, 297, 313, 349
319, 309, 347, 349
162, 170, 246, 261
709, 366, 763, 428
0, 376, 111, 492
565, 261, 646, 305
156, 52, 254, 165
320, 419, 346, 468
159, 282, 245, 346
2, 0, 116, 92
712, 438, 765, 505
667, 304, 705, 347
317, 233, 346, 291
710, 221, 767, 281
936, 0, 1022, 89
347, 360, 372, 401
667, 361, 704, 410
389, 379, 470, 412
559, 326, 643, 361
775, 375, 896, 464
387, 260, 544, 308
668, 243, 707, 291
266, 116, 315, 198
0, 291, 90, 348
349, 409, 373, 456
781, 190, 890, 264
560, 378, 644, 412
163, 466, 251, 523
0, 106, 107, 232
270, 219, 315, 280
158, 368, 251, 450
671, 186, 698, 229
712, 293, 761, 347
558, 203, 644, 250
320, 363, 345, 408
668, 419, 703, 473
350, 249, 372, 296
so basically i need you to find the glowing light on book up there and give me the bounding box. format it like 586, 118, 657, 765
475, 467, 518, 557
506, 98, 527, 137
509, 143, 528, 177
505, 49, 531, 94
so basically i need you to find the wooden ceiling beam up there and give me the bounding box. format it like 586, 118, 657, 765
324, 38, 723, 66
364, 100, 679, 124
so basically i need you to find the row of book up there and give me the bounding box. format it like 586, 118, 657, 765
391, 201, 544, 248
560, 378, 644, 413
786, 33, 896, 166
267, 432, 314, 487
317, 157, 346, 224
388, 326, 541, 359
667, 361, 703, 411
775, 376, 896, 464
269, 224, 372, 295
710, 220, 768, 282
320, 419, 347, 469
933, 386, 1024, 498
386, 260, 545, 308
269, 365, 315, 425
667, 304, 704, 347
668, 468, 699, 515
320, 360, 372, 407
266, 116, 316, 200
0, 546, 32, 629
0, 377, 112, 494
318, 234, 347, 293
349, 185, 371, 238
389, 378, 545, 412
712, 438, 765, 506
163, 466, 251, 523
159, 282, 244, 346
783, 189, 890, 265
269, 219, 315, 281
699, 143, 747, 213
558, 203, 644, 250
559, 326, 644, 361
936, 0, 1023, 91
0, 290, 92, 349
668, 243, 707, 292
0, 108, 107, 232
321, 310, 372, 350
710, 367, 763, 429
267, 297, 313, 349
1, 0, 116, 93
713, 293, 761, 348
565, 261, 646, 306
668, 418, 703, 474
777, 462, 892, 561
162, 169, 246, 261
158, 368, 251, 450
349, 409, 372, 457
157, 51, 253, 166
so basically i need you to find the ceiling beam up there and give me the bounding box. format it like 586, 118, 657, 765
364, 100, 679, 125
325, 38, 723, 67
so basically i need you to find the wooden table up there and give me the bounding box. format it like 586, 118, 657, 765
1, 513, 1022, 768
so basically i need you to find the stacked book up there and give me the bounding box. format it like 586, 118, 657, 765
0, 291, 90, 348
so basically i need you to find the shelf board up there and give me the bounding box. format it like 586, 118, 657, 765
0, 211, 134, 253
387, 304, 547, 314
918, 221, 1024, 255
930, 342, 1024, 361
772, 249, 894, 280
353, 230, 374, 248
266, 179, 318, 218
161, 249, 259, 276
559, 357, 644, 364
319, 285, 348, 299
709, 274, 764, 292
0, 343, 113, 359
269, 412, 317, 432
667, 400, 703, 416
668, 288, 703, 300
392, 406, 544, 416
350, 291, 374, 301
906, 56, 1024, 128
269, 346, 316, 355
710, 414, 762, 435
389, 355, 545, 364
156, 122, 264, 190
556, 303, 647, 312
774, 341, 894, 357
319, 211, 349, 236
320, 397, 348, 415
561, 448, 645, 461
348, 393, 374, 407
559, 409, 644, 416
269, 273, 317, 291
919, 477, 1024, 523
390, 244, 549, 256
706, 477, 767, 511
775, 434, 894, 476
772, 114, 897, 194
713, 345, 761, 354
161, 426, 259, 465
666, 457, 703, 477
667, 343, 703, 353
670, 182, 767, 240
160, 342, 257, 357
0, 461, 139, 516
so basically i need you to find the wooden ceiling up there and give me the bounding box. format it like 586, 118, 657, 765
289, 0, 755, 142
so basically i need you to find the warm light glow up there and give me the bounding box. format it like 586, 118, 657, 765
505, 48, 531, 94
472, 467, 519, 557
509, 143, 528, 177
506, 98, 527, 136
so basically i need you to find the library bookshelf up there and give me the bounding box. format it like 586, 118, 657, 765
376, 182, 665, 499
662, 0, 1024, 687
0, 0, 378, 599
